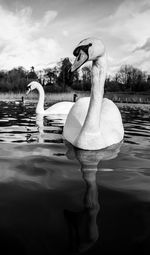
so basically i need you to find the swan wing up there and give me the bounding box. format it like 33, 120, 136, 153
45, 102, 74, 115
64, 98, 124, 150
100, 98, 124, 145
63, 97, 90, 144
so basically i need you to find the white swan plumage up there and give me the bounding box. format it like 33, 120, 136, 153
26, 81, 74, 115
63, 37, 124, 150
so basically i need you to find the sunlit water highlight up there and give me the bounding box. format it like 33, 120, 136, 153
0, 101, 150, 254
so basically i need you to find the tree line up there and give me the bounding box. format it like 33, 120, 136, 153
0, 57, 149, 93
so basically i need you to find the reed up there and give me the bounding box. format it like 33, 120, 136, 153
0, 92, 90, 102
105, 92, 150, 104
0, 91, 150, 104
117, 102, 150, 111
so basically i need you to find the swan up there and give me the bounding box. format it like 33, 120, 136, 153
63, 37, 124, 150
26, 81, 74, 115
15, 96, 24, 105
73, 93, 78, 102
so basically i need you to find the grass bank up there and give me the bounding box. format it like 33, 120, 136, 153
0, 91, 90, 103
0, 91, 150, 104
105, 92, 150, 104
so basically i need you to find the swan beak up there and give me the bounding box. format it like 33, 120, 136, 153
26, 87, 31, 95
71, 50, 88, 72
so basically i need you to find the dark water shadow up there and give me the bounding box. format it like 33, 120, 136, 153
64, 141, 122, 254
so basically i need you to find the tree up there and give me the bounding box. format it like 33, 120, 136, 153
116, 65, 147, 92
57, 58, 73, 91
44, 67, 58, 85
81, 66, 92, 90
71, 69, 80, 90
27, 66, 38, 82
0, 67, 27, 92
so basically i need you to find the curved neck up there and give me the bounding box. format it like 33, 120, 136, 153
36, 85, 45, 113
82, 54, 107, 132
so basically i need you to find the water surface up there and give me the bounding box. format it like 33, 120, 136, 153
0, 101, 150, 254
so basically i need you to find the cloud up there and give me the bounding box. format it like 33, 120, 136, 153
0, 5, 62, 70
42, 10, 58, 27
133, 38, 150, 52
96, 0, 150, 74
62, 30, 69, 37
1, 0, 150, 75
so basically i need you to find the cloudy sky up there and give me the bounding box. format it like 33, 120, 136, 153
0, 0, 150, 74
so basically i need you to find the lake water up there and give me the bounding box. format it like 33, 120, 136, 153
0, 100, 150, 255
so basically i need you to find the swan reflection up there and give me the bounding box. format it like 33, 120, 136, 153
26, 114, 65, 143
65, 141, 122, 253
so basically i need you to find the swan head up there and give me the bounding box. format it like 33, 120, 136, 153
71, 37, 105, 72
26, 81, 40, 94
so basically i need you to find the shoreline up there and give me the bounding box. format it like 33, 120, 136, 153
0, 92, 150, 106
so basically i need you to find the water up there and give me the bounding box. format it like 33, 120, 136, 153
0, 101, 150, 254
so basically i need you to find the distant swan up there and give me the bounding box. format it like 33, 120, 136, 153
63, 37, 124, 150
15, 96, 24, 106
73, 93, 78, 102
26, 81, 74, 115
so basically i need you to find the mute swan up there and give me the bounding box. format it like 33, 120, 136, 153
73, 93, 78, 102
63, 37, 124, 150
26, 81, 74, 115
15, 96, 24, 105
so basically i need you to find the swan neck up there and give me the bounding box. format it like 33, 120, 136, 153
80, 54, 107, 133
82, 169, 100, 210
91, 54, 107, 99
36, 85, 45, 113
81, 169, 97, 182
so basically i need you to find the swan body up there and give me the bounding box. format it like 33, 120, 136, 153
15, 96, 24, 105
63, 37, 124, 150
26, 81, 74, 115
